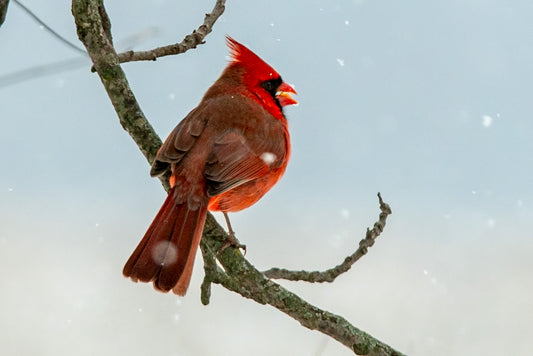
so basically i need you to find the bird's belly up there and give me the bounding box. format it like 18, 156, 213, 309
207, 169, 284, 212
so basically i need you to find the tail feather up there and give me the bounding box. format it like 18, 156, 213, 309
157, 207, 207, 294
123, 187, 207, 296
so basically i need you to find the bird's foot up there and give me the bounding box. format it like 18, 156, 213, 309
218, 232, 247, 255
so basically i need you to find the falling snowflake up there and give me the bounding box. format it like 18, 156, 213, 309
482, 115, 493, 127
340, 208, 350, 219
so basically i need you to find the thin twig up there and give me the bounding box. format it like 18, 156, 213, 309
116, 0, 226, 64
0, 27, 158, 89
13, 0, 86, 54
0, 57, 89, 88
263, 193, 392, 282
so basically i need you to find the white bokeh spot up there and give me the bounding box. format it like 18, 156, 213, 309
152, 241, 178, 266
482, 115, 493, 127
261, 152, 277, 165
340, 208, 350, 219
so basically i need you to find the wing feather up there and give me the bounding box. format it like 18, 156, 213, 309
149, 95, 288, 199
150, 107, 206, 177
205, 131, 272, 196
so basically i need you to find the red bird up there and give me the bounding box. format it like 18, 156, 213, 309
123, 36, 297, 296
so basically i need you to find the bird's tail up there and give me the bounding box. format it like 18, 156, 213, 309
123, 187, 207, 296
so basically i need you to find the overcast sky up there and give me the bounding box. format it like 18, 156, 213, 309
1, 1, 532, 355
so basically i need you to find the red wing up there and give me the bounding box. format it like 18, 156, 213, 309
150, 95, 288, 198
204, 131, 272, 197
150, 107, 206, 177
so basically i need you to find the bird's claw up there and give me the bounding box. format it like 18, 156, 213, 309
217, 233, 247, 255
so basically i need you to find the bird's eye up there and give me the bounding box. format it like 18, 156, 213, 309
261, 77, 282, 97
263, 81, 274, 91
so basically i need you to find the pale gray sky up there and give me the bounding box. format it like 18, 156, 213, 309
1, 1, 532, 355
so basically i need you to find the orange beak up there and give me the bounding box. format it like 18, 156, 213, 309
277, 82, 298, 107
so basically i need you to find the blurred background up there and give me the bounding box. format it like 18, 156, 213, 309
1, 0, 532, 355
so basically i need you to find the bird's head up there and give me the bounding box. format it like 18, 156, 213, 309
225, 36, 297, 112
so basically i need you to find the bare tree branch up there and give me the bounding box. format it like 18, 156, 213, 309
71, 0, 167, 189
116, 0, 226, 64
0, 0, 9, 27
200, 197, 401, 356
71, 1, 404, 355
264, 193, 392, 282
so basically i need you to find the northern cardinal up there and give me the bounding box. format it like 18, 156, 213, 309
123, 36, 297, 296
